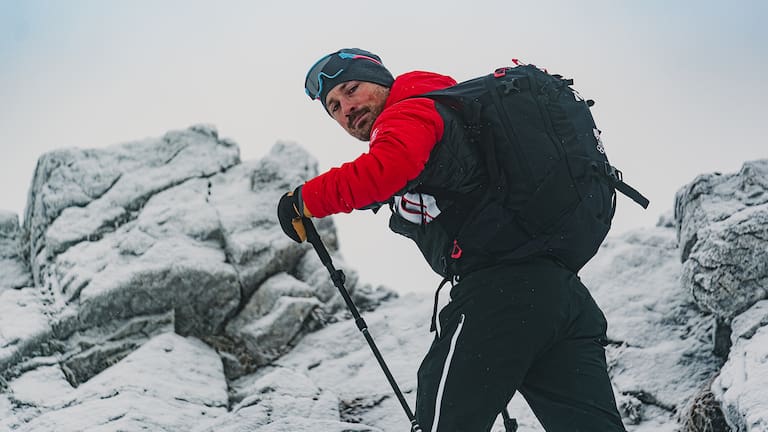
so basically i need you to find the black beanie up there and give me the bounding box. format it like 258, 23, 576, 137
305, 48, 395, 111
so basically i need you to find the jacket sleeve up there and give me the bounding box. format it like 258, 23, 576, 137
301, 98, 444, 218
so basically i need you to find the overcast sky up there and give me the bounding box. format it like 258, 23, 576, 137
1, 0, 766, 293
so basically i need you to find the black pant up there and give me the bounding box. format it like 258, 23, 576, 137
415, 258, 626, 432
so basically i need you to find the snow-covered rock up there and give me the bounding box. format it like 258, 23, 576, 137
712, 300, 768, 431
1, 126, 394, 431
8, 333, 228, 432
227, 275, 322, 367
675, 159, 768, 321
0, 288, 51, 378
0, 211, 32, 292
193, 366, 382, 432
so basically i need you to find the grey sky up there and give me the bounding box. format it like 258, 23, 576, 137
1, 0, 766, 292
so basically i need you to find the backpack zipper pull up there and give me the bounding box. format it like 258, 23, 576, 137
450, 240, 463, 259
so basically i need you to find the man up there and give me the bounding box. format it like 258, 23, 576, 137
277, 48, 627, 431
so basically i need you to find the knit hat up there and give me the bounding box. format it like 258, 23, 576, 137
304, 48, 394, 111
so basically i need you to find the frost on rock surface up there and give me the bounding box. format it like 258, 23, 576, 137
1, 126, 395, 431
673, 160, 768, 430
0, 211, 32, 292
193, 366, 382, 432
712, 300, 768, 431
2, 127, 767, 431
11, 333, 228, 432
675, 159, 768, 321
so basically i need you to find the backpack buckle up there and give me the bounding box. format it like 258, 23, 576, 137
604, 162, 623, 182
494, 68, 507, 78
500, 79, 520, 95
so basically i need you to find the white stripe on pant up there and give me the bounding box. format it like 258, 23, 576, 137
431, 313, 466, 432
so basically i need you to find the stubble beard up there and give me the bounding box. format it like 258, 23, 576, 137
350, 110, 374, 141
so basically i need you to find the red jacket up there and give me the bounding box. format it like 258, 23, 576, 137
301, 71, 457, 218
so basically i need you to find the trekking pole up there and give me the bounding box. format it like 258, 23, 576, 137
302, 218, 422, 432
501, 408, 518, 432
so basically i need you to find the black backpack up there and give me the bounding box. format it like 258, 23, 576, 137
420, 63, 649, 275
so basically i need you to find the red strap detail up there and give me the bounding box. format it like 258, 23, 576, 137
494, 67, 506, 78
450, 240, 463, 259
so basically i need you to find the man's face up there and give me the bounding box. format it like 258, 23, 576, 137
324, 81, 390, 141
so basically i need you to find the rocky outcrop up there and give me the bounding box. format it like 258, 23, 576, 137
675, 160, 768, 321
674, 160, 768, 430
1, 126, 394, 431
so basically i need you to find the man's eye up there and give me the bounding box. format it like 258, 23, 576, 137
348, 85, 358, 95
331, 103, 340, 113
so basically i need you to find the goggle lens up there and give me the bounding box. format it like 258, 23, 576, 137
304, 53, 336, 100
304, 51, 383, 101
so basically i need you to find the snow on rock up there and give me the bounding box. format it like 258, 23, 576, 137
18, 130, 342, 375
0, 211, 32, 291
10, 333, 228, 432
0, 126, 395, 431
23, 125, 240, 283
712, 300, 768, 431
8, 365, 76, 414
0, 288, 52, 374
208, 141, 338, 298
675, 159, 768, 321
0, 394, 14, 430
192, 366, 381, 432
231, 294, 322, 366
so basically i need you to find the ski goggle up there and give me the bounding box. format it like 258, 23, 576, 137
304, 51, 383, 101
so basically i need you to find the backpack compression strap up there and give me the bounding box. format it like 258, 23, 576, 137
596, 162, 650, 209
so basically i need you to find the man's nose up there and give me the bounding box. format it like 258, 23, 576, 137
342, 101, 357, 117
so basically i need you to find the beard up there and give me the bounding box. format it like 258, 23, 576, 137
348, 109, 375, 141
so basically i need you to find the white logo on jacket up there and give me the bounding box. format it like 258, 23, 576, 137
393, 193, 441, 225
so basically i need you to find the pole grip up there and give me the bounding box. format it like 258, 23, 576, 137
303, 218, 333, 267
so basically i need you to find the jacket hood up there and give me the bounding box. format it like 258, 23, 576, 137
384, 71, 457, 108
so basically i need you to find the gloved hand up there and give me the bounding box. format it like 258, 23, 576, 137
277, 186, 311, 242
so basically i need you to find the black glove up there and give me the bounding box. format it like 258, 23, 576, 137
277, 186, 308, 243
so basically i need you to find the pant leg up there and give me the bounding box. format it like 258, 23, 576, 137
415, 259, 626, 432
416, 312, 500, 432
416, 260, 562, 431
519, 276, 626, 432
